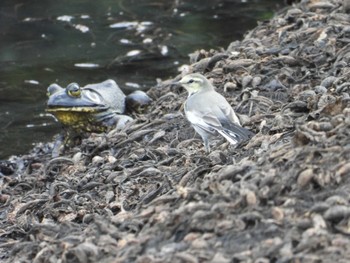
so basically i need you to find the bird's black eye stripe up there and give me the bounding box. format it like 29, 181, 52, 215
188, 79, 194, 84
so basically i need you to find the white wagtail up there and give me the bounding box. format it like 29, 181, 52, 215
177, 73, 254, 152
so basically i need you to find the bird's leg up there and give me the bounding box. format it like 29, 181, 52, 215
203, 138, 211, 153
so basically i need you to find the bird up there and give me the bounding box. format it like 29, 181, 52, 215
177, 73, 254, 152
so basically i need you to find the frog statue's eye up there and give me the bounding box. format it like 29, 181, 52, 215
47, 84, 62, 97
187, 79, 194, 84
66, 83, 81, 97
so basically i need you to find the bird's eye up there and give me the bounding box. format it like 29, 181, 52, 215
66, 83, 81, 97
188, 79, 194, 84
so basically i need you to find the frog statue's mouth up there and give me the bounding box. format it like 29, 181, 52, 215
47, 107, 118, 135
46, 87, 112, 128
46, 105, 107, 113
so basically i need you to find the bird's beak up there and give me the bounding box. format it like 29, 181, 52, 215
170, 80, 182, 87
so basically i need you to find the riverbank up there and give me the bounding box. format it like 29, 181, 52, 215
2, 0, 350, 262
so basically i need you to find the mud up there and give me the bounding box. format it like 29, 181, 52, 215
1, 0, 350, 262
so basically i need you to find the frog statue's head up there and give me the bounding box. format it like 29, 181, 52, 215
46, 80, 126, 133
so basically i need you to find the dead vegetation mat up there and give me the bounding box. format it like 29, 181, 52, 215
1, 0, 350, 262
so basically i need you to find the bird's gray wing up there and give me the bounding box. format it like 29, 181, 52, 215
185, 91, 254, 142
218, 117, 254, 142
185, 109, 218, 135
211, 94, 254, 141
196, 104, 253, 143
218, 100, 241, 125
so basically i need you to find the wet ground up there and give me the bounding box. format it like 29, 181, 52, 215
0, 0, 283, 158
2, 0, 350, 262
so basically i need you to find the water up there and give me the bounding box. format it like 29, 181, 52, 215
0, 0, 285, 158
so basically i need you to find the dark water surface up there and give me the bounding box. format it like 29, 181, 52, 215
0, 0, 285, 158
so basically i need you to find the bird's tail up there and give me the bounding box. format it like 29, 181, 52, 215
218, 125, 254, 145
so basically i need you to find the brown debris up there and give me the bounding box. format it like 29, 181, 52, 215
1, 0, 350, 262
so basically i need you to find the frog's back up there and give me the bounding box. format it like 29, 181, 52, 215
84, 79, 126, 113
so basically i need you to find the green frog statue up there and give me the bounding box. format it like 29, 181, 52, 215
46, 79, 151, 156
